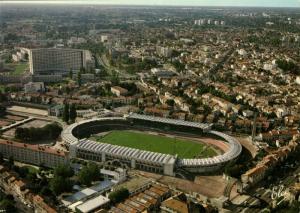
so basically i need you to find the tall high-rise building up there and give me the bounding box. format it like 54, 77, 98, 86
156, 46, 173, 58
194, 19, 206, 25
29, 48, 93, 75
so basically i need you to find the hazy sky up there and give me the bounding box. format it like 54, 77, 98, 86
1, 0, 300, 7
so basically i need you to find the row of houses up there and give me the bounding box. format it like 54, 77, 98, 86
258, 129, 300, 143
241, 135, 300, 188
110, 183, 171, 213
0, 165, 56, 213
285, 182, 300, 203
8, 92, 99, 107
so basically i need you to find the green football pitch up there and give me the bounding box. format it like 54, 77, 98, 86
91, 130, 216, 158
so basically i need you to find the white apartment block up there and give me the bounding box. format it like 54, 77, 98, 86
0, 140, 68, 168
24, 82, 45, 93
296, 76, 300, 85
29, 48, 93, 75
111, 86, 128, 97
156, 46, 173, 58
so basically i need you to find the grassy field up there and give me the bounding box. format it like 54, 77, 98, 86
91, 130, 216, 158
0, 85, 4, 93
6, 62, 29, 75
10, 63, 29, 75
23, 165, 39, 174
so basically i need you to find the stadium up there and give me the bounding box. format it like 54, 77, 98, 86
62, 113, 242, 177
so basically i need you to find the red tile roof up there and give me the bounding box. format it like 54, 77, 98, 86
0, 139, 67, 157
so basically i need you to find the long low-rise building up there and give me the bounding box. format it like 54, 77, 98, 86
63, 114, 242, 176
69, 139, 176, 176
127, 113, 212, 131
0, 139, 68, 168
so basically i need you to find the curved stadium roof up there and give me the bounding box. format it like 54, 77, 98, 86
62, 115, 242, 167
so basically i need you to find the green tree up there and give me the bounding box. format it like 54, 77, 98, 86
276, 59, 299, 75
54, 164, 74, 178
24, 53, 29, 60
40, 186, 53, 197
87, 162, 100, 180
63, 103, 70, 123
50, 176, 73, 195
44, 123, 63, 139
224, 161, 243, 177
77, 71, 82, 87
275, 200, 300, 213
69, 68, 73, 79
50, 164, 74, 195
26, 171, 36, 181
18, 167, 29, 178
0, 105, 6, 117
78, 162, 100, 186
5, 54, 12, 63
69, 104, 77, 123
111, 70, 120, 85
15, 123, 62, 142
0, 92, 7, 102
0, 199, 16, 212
109, 188, 130, 204
172, 60, 185, 72
8, 156, 14, 167
78, 167, 92, 186
166, 99, 175, 107
65, 86, 71, 95
0, 153, 3, 163
80, 67, 86, 73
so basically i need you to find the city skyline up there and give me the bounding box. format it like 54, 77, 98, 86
1, 0, 300, 7
1, 2, 300, 213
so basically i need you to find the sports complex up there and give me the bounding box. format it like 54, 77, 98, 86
62, 113, 242, 177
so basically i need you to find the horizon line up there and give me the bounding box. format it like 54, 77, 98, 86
0, 1, 299, 8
